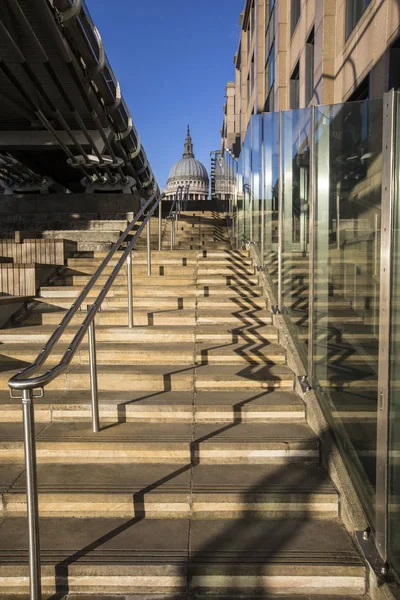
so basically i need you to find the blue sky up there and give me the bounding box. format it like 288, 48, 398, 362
86, 0, 244, 189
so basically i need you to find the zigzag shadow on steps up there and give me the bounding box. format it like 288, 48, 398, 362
49, 426, 340, 600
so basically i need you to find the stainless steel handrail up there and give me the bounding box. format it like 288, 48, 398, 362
7, 189, 164, 600
167, 185, 189, 249
8, 190, 163, 393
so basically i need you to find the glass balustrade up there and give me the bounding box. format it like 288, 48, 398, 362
263, 112, 280, 289
223, 92, 400, 582
389, 92, 400, 578
313, 99, 383, 526
281, 108, 311, 362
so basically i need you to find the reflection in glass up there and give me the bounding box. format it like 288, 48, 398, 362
312, 99, 383, 525
252, 115, 263, 247
388, 93, 400, 577
263, 112, 280, 288
281, 108, 311, 362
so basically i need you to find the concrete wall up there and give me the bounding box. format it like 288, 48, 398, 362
0, 263, 55, 296
0, 193, 143, 228
0, 239, 76, 265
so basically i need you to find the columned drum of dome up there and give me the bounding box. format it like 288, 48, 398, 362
165, 126, 209, 201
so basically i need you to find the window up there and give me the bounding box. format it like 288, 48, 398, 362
345, 0, 371, 39
347, 74, 369, 101
290, 62, 300, 109
388, 36, 400, 91
250, 54, 255, 92
247, 74, 250, 105
291, 0, 301, 36
305, 28, 315, 105
264, 42, 275, 112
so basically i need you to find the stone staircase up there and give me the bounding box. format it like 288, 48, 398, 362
0, 211, 369, 598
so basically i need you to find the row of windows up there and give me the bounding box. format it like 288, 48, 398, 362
289, 27, 314, 109
290, 0, 371, 40
248, 0, 367, 114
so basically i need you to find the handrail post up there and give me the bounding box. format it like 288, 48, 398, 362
22, 388, 42, 600
127, 251, 133, 328
146, 217, 151, 276
170, 217, 174, 251
158, 197, 162, 251
88, 317, 100, 433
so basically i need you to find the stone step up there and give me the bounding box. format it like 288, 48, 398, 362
0, 421, 319, 464
0, 340, 285, 366
69, 255, 253, 267
0, 324, 279, 345
67, 275, 198, 286
1, 463, 337, 519
33, 295, 266, 310
0, 517, 366, 596
64, 274, 259, 286
38, 285, 263, 298
41, 309, 198, 327
90, 249, 248, 259
64, 264, 255, 277
40, 308, 272, 327
0, 390, 304, 423
33, 296, 197, 310
0, 364, 294, 392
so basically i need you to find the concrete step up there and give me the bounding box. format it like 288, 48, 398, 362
0, 517, 366, 596
67, 275, 197, 287
1, 463, 338, 519
63, 264, 255, 277
33, 295, 266, 310
0, 324, 279, 345
0, 364, 294, 392
40, 308, 272, 327
0, 341, 285, 367
89, 249, 248, 259
41, 309, 197, 327
38, 285, 263, 298
0, 421, 319, 464
0, 390, 304, 424
33, 296, 198, 310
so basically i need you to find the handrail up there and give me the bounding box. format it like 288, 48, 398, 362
167, 185, 184, 220
8, 190, 164, 393
167, 185, 189, 249
7, 189, 165, 600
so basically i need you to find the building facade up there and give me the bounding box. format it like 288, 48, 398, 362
165, 127, 209, 201
222, 0, 400, 155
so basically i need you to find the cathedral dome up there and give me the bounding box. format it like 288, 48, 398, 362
168, 157, 208, 180
165, 126, 209, 201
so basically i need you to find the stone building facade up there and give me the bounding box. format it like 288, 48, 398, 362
221, 0, 400, 155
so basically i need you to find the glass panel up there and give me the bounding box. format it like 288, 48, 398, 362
251, 114, 263, 249
243, 128, 251, 245
312, 99, 383, 524
281, 108, 311, 364
263, 111, 280, 289
388, 92, 400, 579
236, 151, 244, 248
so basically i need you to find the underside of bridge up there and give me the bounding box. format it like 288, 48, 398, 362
0, 0, 156, 196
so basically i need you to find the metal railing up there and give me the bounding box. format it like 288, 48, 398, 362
167, 184, 189, 250
7, 189, 167, 600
